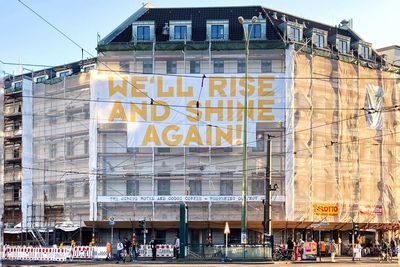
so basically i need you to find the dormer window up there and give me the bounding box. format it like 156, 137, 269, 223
305, 28, 328, 48
57, 70, 71, 78
132, 21, 155, 42
279, 20, 303, 43
35, 75, 47, 83
330, 34, 351, 54
353, 41, 372, 59
242, 17, 266, 40
137, 26, 150, 40
338, 39, 348, 53
290, 27, 301, 42
207, 20, 229, 41
360, 45, 370, 59
169, 21, 192, 41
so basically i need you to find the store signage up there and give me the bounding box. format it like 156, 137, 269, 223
97, 195, 285, 203
313, 204, 339, 216
91, 72, 285, 147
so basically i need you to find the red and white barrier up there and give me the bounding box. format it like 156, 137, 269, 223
138, 244, 174, 257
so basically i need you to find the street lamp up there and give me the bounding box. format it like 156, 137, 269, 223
238, 15, 258, 245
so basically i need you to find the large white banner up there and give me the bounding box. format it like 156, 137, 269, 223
97, 195, 285, 203
91, 71, 285, 147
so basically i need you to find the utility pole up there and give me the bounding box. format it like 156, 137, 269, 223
264, 135, 276, 251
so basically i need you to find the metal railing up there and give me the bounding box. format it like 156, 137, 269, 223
185, 244, 272, 260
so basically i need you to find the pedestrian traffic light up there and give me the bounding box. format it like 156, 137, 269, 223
139, 219, 145, 228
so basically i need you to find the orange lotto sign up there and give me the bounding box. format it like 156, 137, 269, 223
313, 204, 339, 216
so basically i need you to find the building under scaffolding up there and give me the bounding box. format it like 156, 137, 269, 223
2, 4, 400, 250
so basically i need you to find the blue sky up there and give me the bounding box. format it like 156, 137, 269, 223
1, 0, 399, 74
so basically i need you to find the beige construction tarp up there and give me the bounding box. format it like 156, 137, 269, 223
292, 53, 400, 225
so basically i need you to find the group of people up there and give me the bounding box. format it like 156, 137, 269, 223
105, 234, 181, 262
378, 238, 397, 262
106, 236, 138, 263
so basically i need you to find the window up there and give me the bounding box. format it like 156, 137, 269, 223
189, 180, 202, 195
174, 26, 187, 40
157, 147, 171, 153
49, 143, 57, 158
49, 115, 57, 124
66, 182, 74, 197
36, 76, 46, 83
137, 26, 150, 40
211, 25, 224, 40
220, 180, 233, 196
143, 59, 153, 74
361, 45, 370, 59
167, 61, 177, 74
252, 180, 264, 195
249, 24, 262, 39
49, 184, 57, 199
253, 132, 265, 152
66, 140, 74, 157
261, 60, 272, 73
213, 60, 224, 73
84, 139, 89, 155
190, 61, 200, 74
289, 27, 301, 42
83, 182, 89, 197
59, 71, 70, 78
127, 180, 139, 196
14, 81, 22, 89
237, 59, 245, 73
13, 187, 20, 201
82, 64, 95, 72
338, 39, 348, 53
315, 34, 325, 48
157, 180, 170, 195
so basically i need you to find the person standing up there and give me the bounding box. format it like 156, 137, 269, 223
287, 237, 294, 260
116, 240, 124, 263
106, 241, 112, 261
173, 235, 180, 259
131, 234, 138, 261
330, 239, 337, 262
354, 242, 362, 261
123, 237, 132, 262
149, 237, 157, 261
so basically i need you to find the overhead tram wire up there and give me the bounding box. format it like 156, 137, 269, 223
22, 107, 400, 181
15, 0, 400, 138
27, 105, 399, 173
2, 59, 398, 81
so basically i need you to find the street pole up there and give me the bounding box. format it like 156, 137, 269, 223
264, 137, 272, 238
238, 15, 258, 246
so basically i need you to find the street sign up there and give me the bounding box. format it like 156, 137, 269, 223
224, 222, 230, 234
319, 221, 329, 226
108, 217, 115, 226
310, 223, 320, 228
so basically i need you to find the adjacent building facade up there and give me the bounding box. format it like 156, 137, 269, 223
2, 4, 400, 249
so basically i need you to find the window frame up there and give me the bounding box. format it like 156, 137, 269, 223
190, 60, 200, 74
189, 180, 202, 195
261, 59, 272, 73
143, 59, 153, 74
166, 60, 177, 74
237, 59, 246, 73
137, 25, 151, 41
157, 179, 171, 195
213, 60, 224, 74
220, 180, 233, 196
127, 180, 139, 196
207, 20, 229, 41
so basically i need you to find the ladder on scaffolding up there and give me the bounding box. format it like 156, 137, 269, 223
30, 228, 46, 247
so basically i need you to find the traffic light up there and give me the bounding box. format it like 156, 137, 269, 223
353, 222, 360, 235
139, 219, 146, 228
